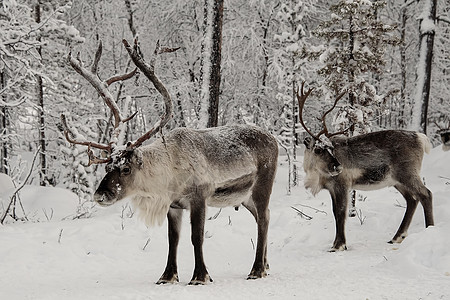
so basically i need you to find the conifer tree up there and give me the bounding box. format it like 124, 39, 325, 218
310, 0, 398, 135
271, 0, 316, 189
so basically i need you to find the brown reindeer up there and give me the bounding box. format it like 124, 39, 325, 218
61, 39, 278, 284
296, 83, 434, 251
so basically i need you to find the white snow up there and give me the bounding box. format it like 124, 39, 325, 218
0, 147, 449, 299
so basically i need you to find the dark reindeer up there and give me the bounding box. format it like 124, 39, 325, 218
61, 39, 278, 284
296, 83, 434, 251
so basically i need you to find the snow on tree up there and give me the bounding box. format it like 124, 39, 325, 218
199, 0, 224, 128
59, 116, 96, 204
1, 0, 40, 175
270, 0, 316, 189
411, 0, 437, 134
31, 1, 84, 186
309, 0, 399, 135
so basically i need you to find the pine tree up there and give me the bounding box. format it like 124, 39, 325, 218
271, 0, 316, 189
310, 0, 399, 135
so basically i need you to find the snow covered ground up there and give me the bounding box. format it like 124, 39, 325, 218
1, 146, 449, 300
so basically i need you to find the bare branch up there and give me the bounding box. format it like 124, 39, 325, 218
1, 146, 41, 224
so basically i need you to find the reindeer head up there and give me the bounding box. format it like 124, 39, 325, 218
435, 120, 450, 152
303, 136, 342, 177
93, 148, 145, 206
61, 39, 177, 206
296, 82, 350, 177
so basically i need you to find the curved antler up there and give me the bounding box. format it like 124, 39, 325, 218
61, 41, 138, 165
296, 82, 319, 140
123, 38, 178, 149
296, 82, 349, 140
62, 39, 179, 165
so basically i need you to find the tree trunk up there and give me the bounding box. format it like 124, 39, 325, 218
398, 2, 408, 129
0, 71, 8, 174
291, 80, 298, 186
199, 0, 224, 128
347, 14, 357, 216
412, 0, 437, 134
35, 3, 47, 186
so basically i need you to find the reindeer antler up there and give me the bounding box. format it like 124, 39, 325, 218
296, 82, 319, 140
296, 82, 349, 141
123, 38, 178, 150
61, 39, 178, 165
61, 41, 138, 165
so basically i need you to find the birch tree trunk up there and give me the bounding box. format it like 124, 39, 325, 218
411, 0, 437, 134
199, 0, 224, 128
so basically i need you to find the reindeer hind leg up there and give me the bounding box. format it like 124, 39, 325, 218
417, 184, 434, 228
243, 201, 269, 271
246, 168, 275, 279
391, 184, 419, 244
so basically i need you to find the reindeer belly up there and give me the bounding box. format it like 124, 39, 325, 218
352, 165, 396, 191
207, 172, 255, 208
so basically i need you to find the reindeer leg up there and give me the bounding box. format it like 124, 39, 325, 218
391, 185, 419, 243
329, 185, 348, 251
157, 208, 183, 284
243, 201, 269, 271
189, 196, 212, 285
247, 181, 271, 279
417, 185, 434, 228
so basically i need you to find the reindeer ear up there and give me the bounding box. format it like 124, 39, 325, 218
304, 137, 315, 150
133, 149, 144, 168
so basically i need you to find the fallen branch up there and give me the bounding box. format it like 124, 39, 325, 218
293, 203, 328, 215
142, 237, 151, 251
290, 206, 313, 220
58, 229, 64, 243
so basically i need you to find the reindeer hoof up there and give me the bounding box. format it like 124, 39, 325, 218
247, 269, 268, 280
156, 274, 179, 285
188, 274, 213, 285
329, 244, 347, 252
389, 235, 406, 244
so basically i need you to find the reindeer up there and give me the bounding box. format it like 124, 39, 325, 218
296, 83, 434, 251
61, 39, 278, 285
435, 120, 450, 151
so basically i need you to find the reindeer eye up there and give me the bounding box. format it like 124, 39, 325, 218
122, 166, 131, 175
314, 147, 323, 155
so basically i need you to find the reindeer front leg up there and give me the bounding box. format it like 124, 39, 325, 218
189, 197, 212, 285
329, 184, 349, 251
157, 208, 183, 284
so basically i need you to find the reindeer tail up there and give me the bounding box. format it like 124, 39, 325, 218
417, 133, 432, 154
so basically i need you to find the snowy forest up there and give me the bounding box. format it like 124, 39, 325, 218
0, 0, 449, 204
1, 1, 450, 299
